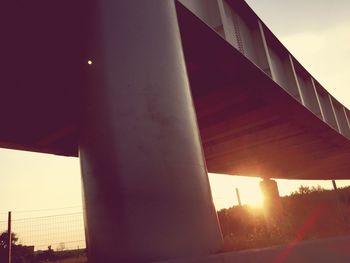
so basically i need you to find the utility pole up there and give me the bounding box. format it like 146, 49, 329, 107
235, 188, 242, 206
7, 211, 12, 263
332, 180, 338, 191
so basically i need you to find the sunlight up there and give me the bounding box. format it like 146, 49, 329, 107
236, 177, 263, 207
208, 173, 350, 211
208, 173, 263, 210
248, 199, 263, 208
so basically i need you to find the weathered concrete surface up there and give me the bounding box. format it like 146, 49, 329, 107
158, 235, 350, 263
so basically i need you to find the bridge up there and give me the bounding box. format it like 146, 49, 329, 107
2, 0, 350, 262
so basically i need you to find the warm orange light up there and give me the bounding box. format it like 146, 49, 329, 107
87, 60, 93, 65
208, 173, 264, 210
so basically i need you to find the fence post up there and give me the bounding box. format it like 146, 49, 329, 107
7, 211, 11, 263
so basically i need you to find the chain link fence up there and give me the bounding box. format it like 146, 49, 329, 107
0, 207, 86, 262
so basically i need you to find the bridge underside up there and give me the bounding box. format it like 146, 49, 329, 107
1, 2, 350, 180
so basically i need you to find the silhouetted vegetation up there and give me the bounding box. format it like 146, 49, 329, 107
0, 231, 18, 249
0, 231, 34, 263
0, 231, 86, 263
35, 247, 86, 263
218, 186, 350, 251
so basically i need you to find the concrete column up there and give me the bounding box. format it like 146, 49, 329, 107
79, 1, 222, 262
259, 179, 282, 222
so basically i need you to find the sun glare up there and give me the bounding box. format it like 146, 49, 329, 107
208, 173, 263, 210
247, 197, 263, 208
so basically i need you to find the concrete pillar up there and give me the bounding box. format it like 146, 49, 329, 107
259, 179, 282, 222
79, 1, 223, 262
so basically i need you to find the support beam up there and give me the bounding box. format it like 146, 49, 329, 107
260, 179, 282, 222
78, 1, 222, 262
7, 211, 12, 263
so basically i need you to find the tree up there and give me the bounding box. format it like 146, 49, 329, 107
0, 231, 18, 249
298, 185, 311, 195
291, 185, 325, 196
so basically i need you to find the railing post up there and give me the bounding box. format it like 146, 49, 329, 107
7, 211, 11, 263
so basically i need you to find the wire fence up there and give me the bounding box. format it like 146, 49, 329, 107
0, 207, 85, 252
0, 197, 233, 254
0, 195, 242, 257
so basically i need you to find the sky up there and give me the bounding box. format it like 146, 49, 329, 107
1, 0, 350, 228
245, 0, 350, 107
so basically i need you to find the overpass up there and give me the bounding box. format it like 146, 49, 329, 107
2, 0, 350, 262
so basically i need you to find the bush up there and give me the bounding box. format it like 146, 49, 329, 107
218, 186, 350, 252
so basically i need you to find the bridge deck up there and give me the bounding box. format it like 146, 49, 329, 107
177, 3, 350, 179
1, 1, 350, 179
